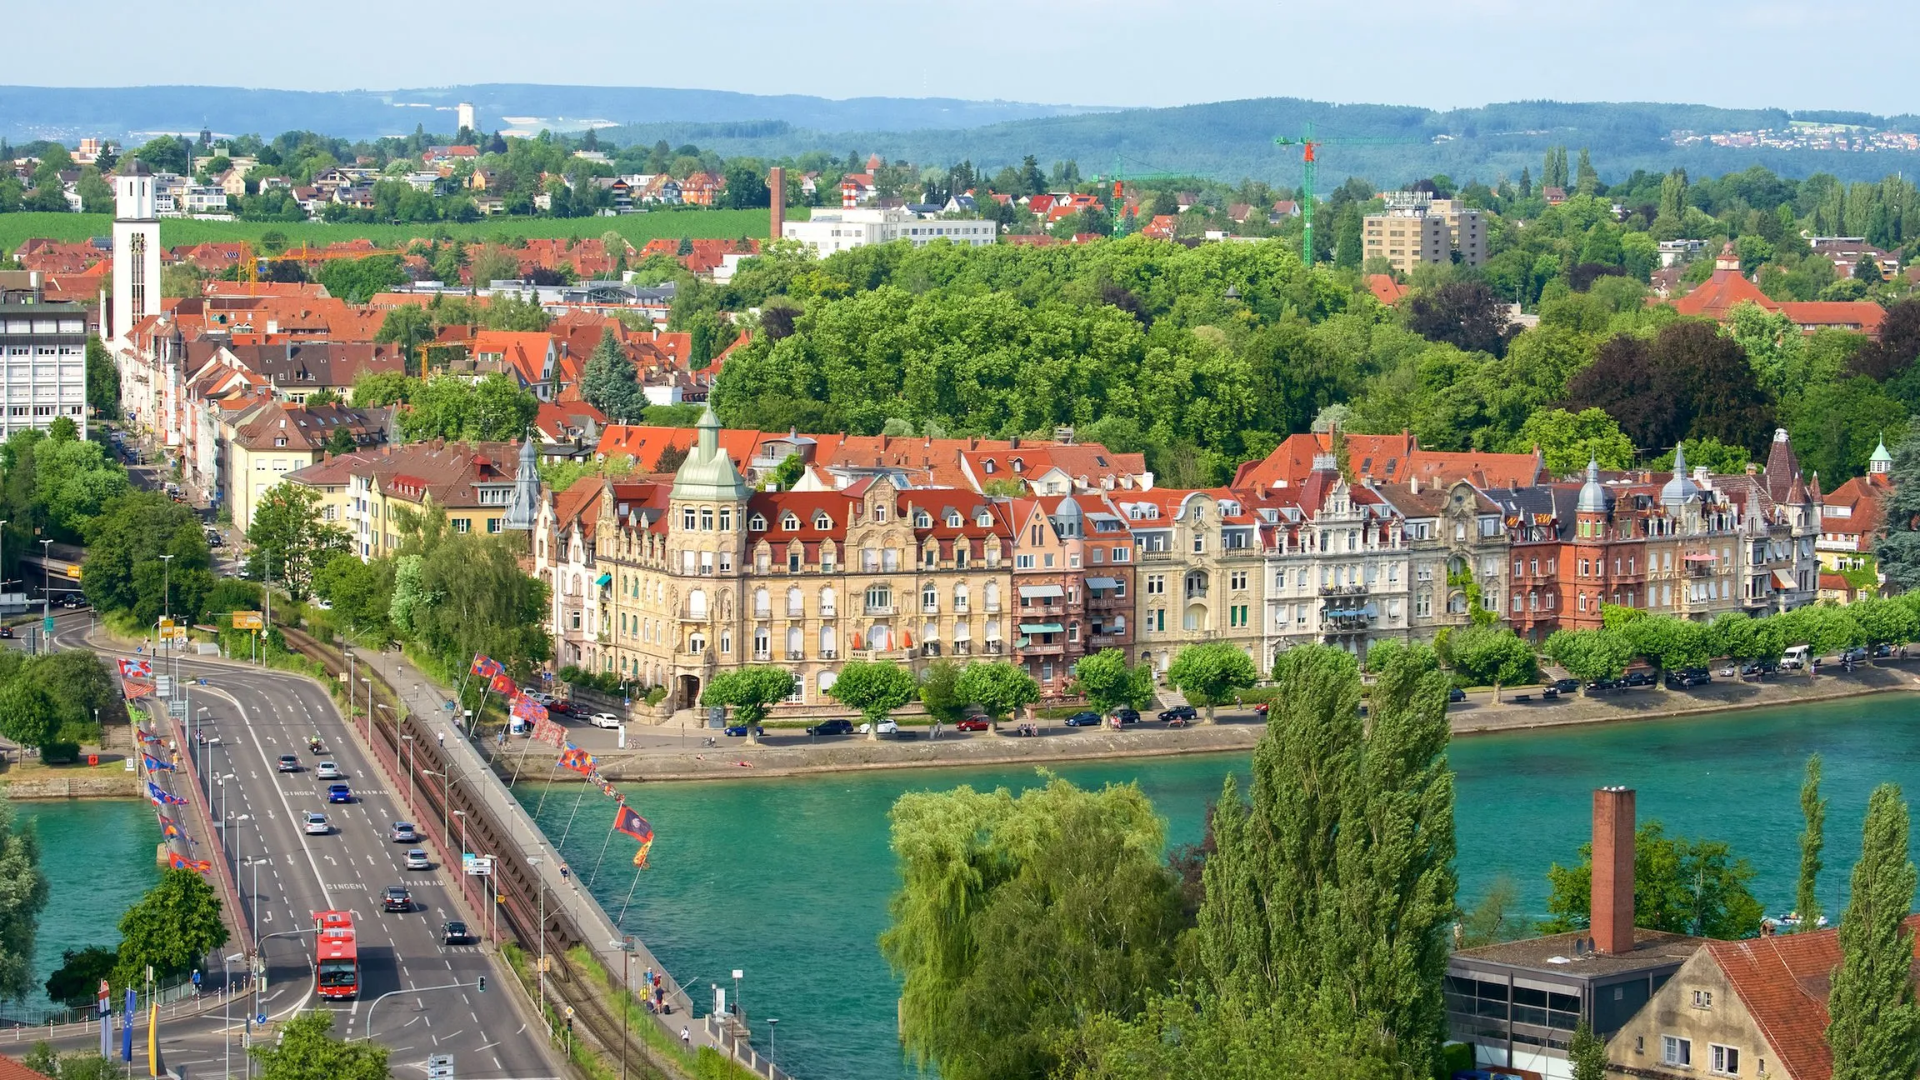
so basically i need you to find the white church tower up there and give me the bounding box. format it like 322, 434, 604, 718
111, 161, 161, 344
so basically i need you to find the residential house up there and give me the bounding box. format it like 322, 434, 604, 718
1671, 244, 1888, 336
224, 400, 389, 532
679, 172, 722, 207
1816, 437, 1891, 578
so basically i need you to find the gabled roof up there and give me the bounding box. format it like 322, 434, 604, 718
1233, 432, 1542, 491
1366, 274, 1407, 306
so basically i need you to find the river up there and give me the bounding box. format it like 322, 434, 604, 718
528, 694, 1919, 1080
14, 799, 159, 1017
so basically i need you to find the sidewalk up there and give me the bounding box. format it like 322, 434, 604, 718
350, 648, 741, 1062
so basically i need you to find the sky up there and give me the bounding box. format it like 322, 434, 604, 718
8, 0, 1913, 116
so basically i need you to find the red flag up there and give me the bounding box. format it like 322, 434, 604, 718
490, 672, 516, 695
470, 655, 501, 678
558, 745, 595, 775
614, 805, 653, 867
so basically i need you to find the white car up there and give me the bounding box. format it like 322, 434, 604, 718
315, 762, 341, 780
588, 713, 623, 730
303, 812, 331, 835
857, 719, 899, 736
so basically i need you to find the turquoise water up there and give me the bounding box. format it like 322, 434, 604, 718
526, 696, 1920, 1080
15, 799, 161, 1013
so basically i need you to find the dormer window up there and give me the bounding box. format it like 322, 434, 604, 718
975, 511, 992, 527
813, 512, 833, 529
945, 510, 963, 528
748, 513, 767, 532
781, 512, 801, 530
983, 460, 997, 474
914, 511, 933, 528
872, 502, 888, 522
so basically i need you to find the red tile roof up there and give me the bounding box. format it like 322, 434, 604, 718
1233, 432, 1542, 491
1366, 274, 1407, 306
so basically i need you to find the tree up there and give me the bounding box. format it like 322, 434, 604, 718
1404, 280, 1511, 358
0, 681, 57, 751
955, 661, 1039, 729
881, 777, 1186, 1080
0, 794, 48, 1002
114, 868, 228, 987
917, 659, 967, 725
85, 336, 119, 421
245, 485, 351, 601
827, 659, 918, 740
1541, 820, 1763, 939
311, 553, 394, 639
81, 491, 212, 624
1501, 407, 1634, 472
1166, 642, 1258, 723
1876, 421, 1920, 592
1071, 649, 1154, 715
405, 533, 549, 675
315, 256, 406, 304
1565, 321, 1777, 458
325, 424, 357, 456
577, 329, 646, 422
352, 371, 418, 409
700, 667, 795, 746
374, 305, 434, 376
1446, 626, 1538, 701
44, 945, 118, 1007
1798, 755, 1826, 930
1826, 784, 1920, 1080
1457, 875, 1521, 948
1568, 1021, 1608, 1080
252, 1010, 389, 1080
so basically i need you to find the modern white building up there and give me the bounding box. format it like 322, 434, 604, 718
781, 208, 997, 256
0, 295, 89, 439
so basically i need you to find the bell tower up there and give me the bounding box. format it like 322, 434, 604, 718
111, 161, 161, 344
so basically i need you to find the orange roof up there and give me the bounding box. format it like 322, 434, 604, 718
0, 1053, 56, 1080
1233, 431, 1541, 491
1366, 274, 1407, 306
1777, 300, 1887, 335
471, 331, 553, 386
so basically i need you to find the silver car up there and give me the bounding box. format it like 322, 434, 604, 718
316, 762, 341, 780
404, 848, 432, 870
303, 812, 331, 835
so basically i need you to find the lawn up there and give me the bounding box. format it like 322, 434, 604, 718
0, 206, 803, 256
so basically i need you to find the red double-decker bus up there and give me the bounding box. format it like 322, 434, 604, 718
314, 910, 358, 999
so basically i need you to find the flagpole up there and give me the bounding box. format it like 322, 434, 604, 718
508, 728, 540, 788
555, 782, 592, 851
532, 754, 565, 820
586, 816, 620, 890
615, 862, 645, 929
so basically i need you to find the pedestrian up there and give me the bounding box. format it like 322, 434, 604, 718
559, 863, 571, 884
680, 1026, 691, 1048
437, 731, 445, 749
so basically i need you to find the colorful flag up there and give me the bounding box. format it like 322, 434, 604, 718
470, 655, 502, 678
512, 695, 549, 722
614, 805, 654, 867
168, 853, 211, 873
558, 744, 596, 775
146, 782, 186, 807
529, 714, 565, 747
118, 658, 152, 680
157, 814, 180, 839
142, 754, 176, 772
490, 672, 516, 695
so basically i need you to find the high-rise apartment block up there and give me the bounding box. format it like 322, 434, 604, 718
1364, 192, 1486, 273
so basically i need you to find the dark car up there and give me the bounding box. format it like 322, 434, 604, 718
1842, 647, 1870, 664
1874, 644, 1894, 658
1665, 668, 1711, 689
1159, 706, 1198, 723
0, 626, 12, 639
442, 920, 471, 946
1064, 711, 1102, 727
806, 718, 855, 736
1447, 687, 1467, 703
954, 717, 990, 732
1622, 671, 1655, 687
1584, 678, 1619, 695
1551, 678, 1580, 694
326, 783, 352, 804
724, 724, 763, 737
381, 886, 412, 913
1112, 708, 1141, 725
276, 754, 300, 772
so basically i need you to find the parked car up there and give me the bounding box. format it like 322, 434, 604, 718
1842, 647, 1870, 664
404, 849, 432, 871
59, 594, 83, 608
316, 762, 341, 779
588, 712, 622, 729
1541, 686, 1560, 700
856, 719, 899, 736
277, 754, 301, 772
724, 724, 764, 737
0, 627, 13, 639
546, 698, 572, 715
1665, 668, 1712, 689
1112, 708, 1141, 725
1622, 671, 1655, 687
954, 717, 990, 732
806, 718, 855, 736
442, 920, 471, 946
1252, 702, 1271, 716
1064, 711, 1102, 727
389, 822, 418, 843
326, 783, 352, 804
204, 530, 224, 548
1584, 678, 1619, 695
1158, 706, 1198, 723
1874, 644, 1894, 658
381, 886, 412, 913
1447, 687, 1467, 703
303, 812, 330, 835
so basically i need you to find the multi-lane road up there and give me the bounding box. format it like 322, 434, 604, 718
38, 612, 558, 1079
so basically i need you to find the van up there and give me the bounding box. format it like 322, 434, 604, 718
1781, 645, 1811, 670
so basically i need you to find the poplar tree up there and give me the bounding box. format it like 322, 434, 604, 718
1826, 783, 1920, 1080
1797, 754, 1826, 929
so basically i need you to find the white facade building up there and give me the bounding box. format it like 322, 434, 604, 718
0, 300, 89, 439
111, 165, 162, 345
782, 208, 997, 256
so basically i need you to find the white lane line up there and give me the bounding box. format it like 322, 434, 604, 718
198, 685, 334, 912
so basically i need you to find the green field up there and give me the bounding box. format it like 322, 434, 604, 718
0, 207, 801, 257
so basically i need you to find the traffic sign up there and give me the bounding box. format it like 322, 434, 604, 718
427, 1054, 454, 1080
232, 611, 263, 631
462, 854, 494, 877
156, 675, 172, 697
168, 700, 187, 717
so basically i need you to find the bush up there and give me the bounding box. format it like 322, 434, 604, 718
643, 687, 667, 707
557, 665, 624, 694
41, 742, 81, 764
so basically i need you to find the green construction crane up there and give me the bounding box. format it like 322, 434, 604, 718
1274, 122, 1422, 265
1100, 157, 1200, 235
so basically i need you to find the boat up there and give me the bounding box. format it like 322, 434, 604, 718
1761, 911, 1829, 932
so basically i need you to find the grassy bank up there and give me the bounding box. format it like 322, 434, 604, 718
0, 207, 801, 257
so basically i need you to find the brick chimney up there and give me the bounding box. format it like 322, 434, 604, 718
1592, 787, 1636, 955
769, 167, 785, 242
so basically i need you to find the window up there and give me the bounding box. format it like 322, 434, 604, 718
1016, 554, 1035, 569
700, 508, 714, 531
871, 501, 888, 523
955, 543, 969, 568
454, 518, 471, 533
682, 507, 696, 530
1662, 1037, 1691, 1068
1146, 574, 1165, 595
1230, 571, 1248, 591
486, 518, 502, 533
1710, 1045, 1739, 1076
788, 551, 802, 573
1415, 592, 1431, 617
1692, 990, 1712, 1009
781, 512, 800, 530
1111, 546, 1129, 563
749, 513, 767, 531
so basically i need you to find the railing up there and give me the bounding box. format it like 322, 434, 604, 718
953, 641, 973, 655
820, 607, 837, 617
922, 602, 940, 613
1319, 584, 1369, 596
787, 650, 805, 661
920, 642, 943, 657
954, 602, 970, 613
984, 601, 1001, 612
1185, 587, 1208, 600
786, 608, 804, 619
983, 641, 1004, 654
820, 650, 838, 659
864, 603, 896, 616
752, 650, 771, 661
1019, 640, 1065, 655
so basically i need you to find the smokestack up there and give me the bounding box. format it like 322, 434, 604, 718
769, 167, 786, 242
1592, 787, 1636, 955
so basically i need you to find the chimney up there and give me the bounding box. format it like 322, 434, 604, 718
769, 166, 786, 241
1592, 787, 1636, 955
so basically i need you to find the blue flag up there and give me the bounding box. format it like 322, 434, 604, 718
121, 988, 134, 1061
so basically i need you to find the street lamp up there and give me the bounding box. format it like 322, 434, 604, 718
360, 678, 372, 742
767, 1018, 779, 1066
224, 950, 246, 1080
215, 773, 236, 838
451, 809, 468, 855
528, 855, 547, 1018
425, 767, 460, 856
37, 538, 50, 653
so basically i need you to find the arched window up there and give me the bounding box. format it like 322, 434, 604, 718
868, 624, 892, 651
689, 631, 706, 653
984, 581, 1000, 611
786, 625, 803, 657
748, 513, 767, 531
817, 670, 838, 696
787, 587, 804, 617
921, 583, 939, 611
954, 583, 970, 611
813, 512, 833, 529
820, 586, 837, 616
914, 510, 933, 528
819, 625, 837, 658
954, 540, 970, 568
688, 589, 708, 619
753, 588, 770, 617
866, 584, 892, 613
782, 512, 800, 530
753, 627, 770, 659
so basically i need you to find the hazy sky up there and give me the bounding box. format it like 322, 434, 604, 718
10, 0, 1911, 115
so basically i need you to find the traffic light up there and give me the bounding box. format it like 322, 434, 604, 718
476, 976, 486, 992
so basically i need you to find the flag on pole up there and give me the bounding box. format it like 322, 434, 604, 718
141, 754, 176, 772
168, 853, 212, 873
146, 782, 186, 807
118, 658, 153, 680
121, 989, 133, 1062
470, 655, 502, 678
558, 744, 596, 776
147, 996, 161, 1078
157, 814, 180, 839
490, 672, 516, 695
614, 805, 654, 867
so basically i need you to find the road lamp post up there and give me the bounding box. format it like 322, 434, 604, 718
223, 950, 244, 1080
767, 1018, 778, 1067
360, 678, 372, 743
37, 538, 50, 654
425, 768, 459, 857
216, 773, 235, 841
528, 855, 546, 1020
203, 737, 221, 806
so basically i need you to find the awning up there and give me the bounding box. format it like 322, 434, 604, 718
1772, 569, 1797, 589
595, 572, 612, 587
1684, 553, 1718, 563
1020, 623, 1064, 634
1085, 577, 1120, 589
1019, 585, 1064, 599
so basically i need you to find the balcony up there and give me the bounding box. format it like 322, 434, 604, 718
1017, 639, 1066, 656
1319, 584, 1369, 597
864, 603, 897, 616
1184, 586, 1209, 600
984, 601, 1001, 613
753, 609, 772, 620
922, 603, 940, 614
920, 642, 943, 657
820, 607, 837, 618
787, 650, 806, 661
820, 650, 838, 660
983, 640, 1005, 655
752, 650, 772, 661
1089, 632, 1127, 647
952, 641, 973, 656
953, 602, 970, 614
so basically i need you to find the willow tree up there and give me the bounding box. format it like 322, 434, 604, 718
880, 777, 1185, 1080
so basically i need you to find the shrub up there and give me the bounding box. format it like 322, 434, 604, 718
41, 742, 82, 764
